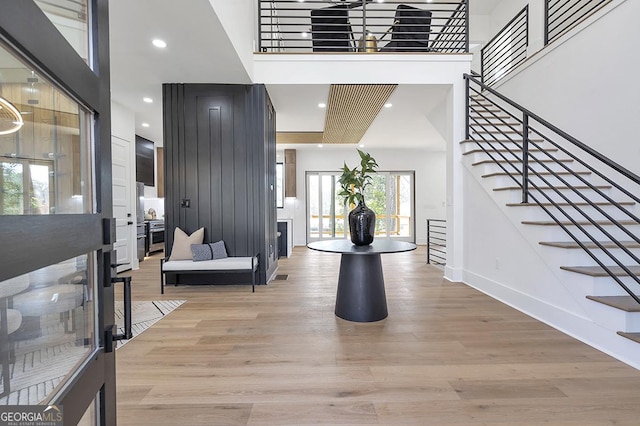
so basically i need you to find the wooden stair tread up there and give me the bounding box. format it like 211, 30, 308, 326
617, 332, 640, 343
460, 139, 544, 146
506, 201, 635, 207
483, 170, 590, 178
560, 265, 640, 277
585, 296, 640, 312
540, 240, 640, 249
472, 158, 572, 166
471, 129, 528, 134
494, 185, 610, 192
522, 219, 639, 226
463, 148, 557, 156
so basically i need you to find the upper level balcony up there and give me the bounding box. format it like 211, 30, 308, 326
258, 0, 469, 54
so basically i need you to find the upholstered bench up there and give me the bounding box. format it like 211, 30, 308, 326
160, 226, 259, 294
160, 256, 259, 294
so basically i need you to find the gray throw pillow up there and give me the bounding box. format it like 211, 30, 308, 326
191, 241, 228, 261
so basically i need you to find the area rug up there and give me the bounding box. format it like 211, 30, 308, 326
115, 300, 185, 349
0, 300, 184, 405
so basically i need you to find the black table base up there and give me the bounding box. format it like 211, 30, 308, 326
335, 253, 388, 322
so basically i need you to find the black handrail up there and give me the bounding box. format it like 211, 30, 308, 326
464, 73, 640, 305
481, 5, 528, 86
545, 0, 609, 45
427, 219, 446, 265
466, 74, 640, 184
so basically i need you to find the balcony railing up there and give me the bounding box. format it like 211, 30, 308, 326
545, 0, 609, 45
426, 219, 446, 265
481, 5, 528, 86
258, 0, 468, 53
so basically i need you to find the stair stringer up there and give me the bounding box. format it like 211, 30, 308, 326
460, 157, 640, 369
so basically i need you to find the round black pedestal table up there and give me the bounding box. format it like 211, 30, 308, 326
307, 239, 417, 322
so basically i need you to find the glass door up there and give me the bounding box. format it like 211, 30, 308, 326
0, 1, 114, 424
307, 170, 415, 242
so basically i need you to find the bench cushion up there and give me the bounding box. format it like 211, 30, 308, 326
162, 257, 257, 272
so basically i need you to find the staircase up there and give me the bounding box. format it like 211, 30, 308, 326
462, 73, 640, 345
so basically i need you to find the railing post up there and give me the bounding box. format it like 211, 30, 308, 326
465, 0, 469, 52
464, 75, 470, 140
362, 0, 368, 47
427, 219, 431, 264
544, 0, 550, 45
258, 1, 263, 52
522, 113, 529, 203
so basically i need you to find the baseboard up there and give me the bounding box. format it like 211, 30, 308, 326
461, 270, 640, 370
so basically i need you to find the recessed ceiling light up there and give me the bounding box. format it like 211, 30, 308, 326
141, 122, 150, 128
143, 97, 153, 103
318, 103, 326, 108
318, 144, 323, 148
359, 144, 365, 148
152, 39, 167, 48
384, 103, 393, 108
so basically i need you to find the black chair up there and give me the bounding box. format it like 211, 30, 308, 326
381, 4, 432, 52
311, 5, 355, 52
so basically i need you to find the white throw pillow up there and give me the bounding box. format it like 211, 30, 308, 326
169, 227, 204, 261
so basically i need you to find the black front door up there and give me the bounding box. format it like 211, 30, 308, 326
0, 1, 115, 424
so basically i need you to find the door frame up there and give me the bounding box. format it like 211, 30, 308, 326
0, 1, 115, 424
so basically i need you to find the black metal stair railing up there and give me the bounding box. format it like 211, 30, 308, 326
258, 0, 468, 53
481, 6, 528, 86
545, 0, 609, 45
427, 219, 446, 266
464, 73, 640, 304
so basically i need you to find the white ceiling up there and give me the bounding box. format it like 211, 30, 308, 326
109, 0, 501, 150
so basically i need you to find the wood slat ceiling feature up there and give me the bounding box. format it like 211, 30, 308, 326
322, 84, 397, 145
276, 131, 323, 144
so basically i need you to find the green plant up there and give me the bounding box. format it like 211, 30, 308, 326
338, 149, 379, 207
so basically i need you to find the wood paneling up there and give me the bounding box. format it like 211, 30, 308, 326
323, 84, 397, 144
116, 248, 640, 425
276, 131, 323, 144
284, 148, 296, 198
162, 84, 277, 284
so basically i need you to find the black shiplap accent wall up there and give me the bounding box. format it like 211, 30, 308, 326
163, 84, 277, 284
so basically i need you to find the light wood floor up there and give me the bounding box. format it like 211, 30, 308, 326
116, 247, 640, 425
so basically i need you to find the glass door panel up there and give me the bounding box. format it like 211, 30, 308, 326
0, 43, 93, 216
0, 253, 96, 404
308, 174, 319, 239
363, 174, 387, 236
321, 175, 334, 238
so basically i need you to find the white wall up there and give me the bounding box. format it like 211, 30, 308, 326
277, 147, 446, 247
493, 0, 639, 176
208, 0, 256, 79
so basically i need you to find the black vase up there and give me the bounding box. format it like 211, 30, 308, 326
349, 200, 376, 246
